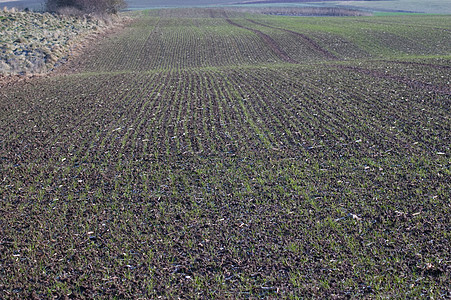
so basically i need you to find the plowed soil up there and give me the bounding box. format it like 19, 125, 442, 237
1, 8, 450, 299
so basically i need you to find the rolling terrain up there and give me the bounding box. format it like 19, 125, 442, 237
3, 0, 451, 14
1, 9, 450, 298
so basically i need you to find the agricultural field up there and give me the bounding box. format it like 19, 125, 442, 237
230, 0, 451, 15
328, 0, 451, 15
1, 8, 450, 299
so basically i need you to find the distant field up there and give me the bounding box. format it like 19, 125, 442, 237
332, 0, 451, 14
3, 0, 451, 14
236, 0, 451, 14
1, 8, 450, 299
0, 0, 43, 10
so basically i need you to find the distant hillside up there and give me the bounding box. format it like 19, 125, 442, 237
0, 0, 44, 10
330, 0, 451, 15
1, 0, 451, 14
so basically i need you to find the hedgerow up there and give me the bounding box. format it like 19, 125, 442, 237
45, 0, 126, 15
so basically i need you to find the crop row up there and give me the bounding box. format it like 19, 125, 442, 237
1, 11, 450, 299
2, 64, 448, 166
254, 14, 451, 59
1, 61, 449, 297
74, 13, 451, 73
77, 17, 283, 72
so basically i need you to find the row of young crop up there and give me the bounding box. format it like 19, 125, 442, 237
2, 63, 448, 174
358, 59, 451, 92
2, 10, 450, 298
3, 67, 445, 158
226, 18, 337, 63
224, 65, 449, 159
71, 13, 451, 75
1, 61, 450, 298
76, 16, 288, 73
255, 15, 451, 59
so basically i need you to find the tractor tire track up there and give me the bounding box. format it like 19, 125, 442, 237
246, 19, 338, 60
225, 18, 298, 64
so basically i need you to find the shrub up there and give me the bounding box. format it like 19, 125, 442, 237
45, 0, 126, 14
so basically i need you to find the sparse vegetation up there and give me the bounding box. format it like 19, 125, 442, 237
45, 0, 127, 15
0, 8, 126, 75
0, 8, 450, 299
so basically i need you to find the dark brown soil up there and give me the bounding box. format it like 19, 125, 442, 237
1, 9, 450, 299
